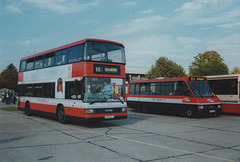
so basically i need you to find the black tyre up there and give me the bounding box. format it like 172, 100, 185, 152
25, 102, 32, 116
57, 105, 67, 124
186, 109, 194, 118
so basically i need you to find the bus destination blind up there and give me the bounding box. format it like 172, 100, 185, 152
94, 64, 120, 75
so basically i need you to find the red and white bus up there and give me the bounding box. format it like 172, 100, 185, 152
207, 74, 240, 114
18, 38, 127, 123
127, 76, 221, 117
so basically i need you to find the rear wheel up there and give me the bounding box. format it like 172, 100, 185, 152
57, 105, 67, 124
25, 102, 32, 116
141, 104, 148, 113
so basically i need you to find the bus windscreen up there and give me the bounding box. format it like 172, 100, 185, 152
188, 82, 213, 97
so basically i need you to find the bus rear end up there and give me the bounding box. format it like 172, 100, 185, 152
207, 74, 240, 114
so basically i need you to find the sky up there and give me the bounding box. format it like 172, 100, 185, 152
0, 0, 240, 74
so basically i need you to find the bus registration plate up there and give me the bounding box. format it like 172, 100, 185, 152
105, 115, 115, 119
209, 110, 215, 113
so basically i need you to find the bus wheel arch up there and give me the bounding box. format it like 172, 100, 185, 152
56, 104, 67, 124
25, 101, 32, 116
141, 104, 148, 113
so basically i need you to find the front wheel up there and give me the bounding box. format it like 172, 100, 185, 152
186, 109, 194, 118
57, 105, 67, 124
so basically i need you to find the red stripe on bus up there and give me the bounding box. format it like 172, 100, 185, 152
18, 101, 127, 118
18, 72, 23, 82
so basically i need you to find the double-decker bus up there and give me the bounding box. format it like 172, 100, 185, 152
18, 38, 127, 123
207, 74, 240, 114
127, 76, 221, 117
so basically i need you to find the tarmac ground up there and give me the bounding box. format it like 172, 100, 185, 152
0, 102, 240, 162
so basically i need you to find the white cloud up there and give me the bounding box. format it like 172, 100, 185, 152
21, 40, 31, 45
109, 15, 165, 37
207, 34, 240, 70
177, 37, 202, 49
122, 1, 137, 7
5, 5, 21, 14
23, 0, 98, 14
124, 35, 174, 68
177, 37, 202, 44
81, 20, 100, 25
217, 21, 240, 28
140, 9, 154, 14
173, 0, 239, 26
207, 34, 240, 56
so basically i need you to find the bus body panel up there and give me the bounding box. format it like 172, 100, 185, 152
18, 38, 127, 122
127, 76, 221, 117
207, 74, 240, 114
221, 103, 240, 113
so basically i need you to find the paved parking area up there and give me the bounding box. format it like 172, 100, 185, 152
0, 103, 240, 161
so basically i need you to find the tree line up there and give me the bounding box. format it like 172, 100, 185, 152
0, 51, 239, 91
146, 51, 240, 78
0, 63, 18, 91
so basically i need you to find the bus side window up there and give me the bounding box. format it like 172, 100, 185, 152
26, 58, 34, 71
34, 56, 43, 69
65, 80, 82, 100
25, 85, 33, 96
20, 60, 26, 72
18, 85, 25, 96
135, 84, 140, 95
44, 53, 55, 67
55, 49, 68, 65
129, 84, 135, 95
161, 82, 174, 95
140, 83, 150, 95
175, 81, 193, 96
42, 83, 55, 98
33, 85, 43, 97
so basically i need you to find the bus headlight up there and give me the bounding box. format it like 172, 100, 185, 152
85, 109, 94, 114
122, 108, 127, 112
218, 105, 221, 108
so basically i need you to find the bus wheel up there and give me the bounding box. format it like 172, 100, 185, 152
25, 102, 32, 116
186, 109, 193, 118
57, 105, 67, 124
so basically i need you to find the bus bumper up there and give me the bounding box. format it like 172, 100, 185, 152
198, 104, 222, 116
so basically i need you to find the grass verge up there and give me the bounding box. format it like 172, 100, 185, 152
0, 106, 18, 111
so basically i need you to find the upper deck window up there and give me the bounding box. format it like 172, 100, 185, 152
85, 42, 125, 64
44, 52, 55, 67
26, 58, 34, 71
20, 60, 26, 72
55, 49, 68, 65
34, 56, 43, 69
68, 45, 83, 63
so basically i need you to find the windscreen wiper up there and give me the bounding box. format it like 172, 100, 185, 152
89, 100, 106, 105
113, 95, 124, 104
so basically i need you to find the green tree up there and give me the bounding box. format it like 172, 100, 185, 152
0, 63, 18, 90
146, 57, 186, 78
231, 66, 240, 74
189, 51, 229, 76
